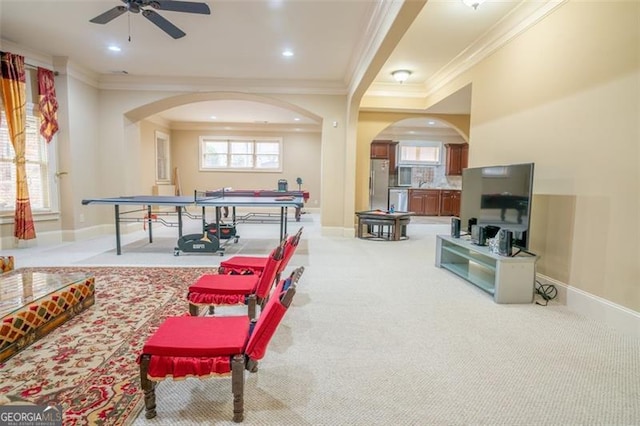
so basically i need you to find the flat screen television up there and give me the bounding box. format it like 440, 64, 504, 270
459, 163, 534, 249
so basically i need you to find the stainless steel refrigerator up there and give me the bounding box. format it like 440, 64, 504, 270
369, 159, 390, 210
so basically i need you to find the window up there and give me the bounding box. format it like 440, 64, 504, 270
199, 136, 282, 171
155, 131, 171, 183
398, 141, 442, 165
0, 103, 54, 213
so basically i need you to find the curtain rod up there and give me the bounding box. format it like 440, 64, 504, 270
25, 62, 59, 76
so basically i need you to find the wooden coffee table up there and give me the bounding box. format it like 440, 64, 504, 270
0, 270, 95, 362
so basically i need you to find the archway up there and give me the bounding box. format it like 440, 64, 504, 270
356, 112, 470, 213
122, 92, 325, 222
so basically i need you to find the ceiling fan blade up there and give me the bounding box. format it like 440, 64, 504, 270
89, 6, 127, 24
151, 1, 211, 15
142, 9, 186, 39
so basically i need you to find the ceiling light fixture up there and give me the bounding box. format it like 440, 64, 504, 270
391, 69, 411, 83
282, 49, 294, 57
462, 0, 486, 10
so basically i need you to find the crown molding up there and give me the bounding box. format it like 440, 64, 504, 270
364, 0, 567, 101
96, 74, 348, 95
344, 0, 405, 94
167, 121, 321, 133
422, 0, 567, 98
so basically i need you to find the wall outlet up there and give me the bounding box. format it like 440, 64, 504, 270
79, 213, 85, 223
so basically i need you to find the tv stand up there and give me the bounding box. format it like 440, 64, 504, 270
435, 235, 538, 303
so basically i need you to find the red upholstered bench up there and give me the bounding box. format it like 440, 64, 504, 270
219, 227, 303, 276
138, 269, 302, 423
188, 239, 286, 319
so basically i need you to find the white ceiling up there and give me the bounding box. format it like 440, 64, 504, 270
0, 0, 558, 133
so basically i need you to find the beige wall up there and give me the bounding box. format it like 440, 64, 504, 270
357, 2, 639, 311
470, 1, 639, 311
165, 128, 321, 206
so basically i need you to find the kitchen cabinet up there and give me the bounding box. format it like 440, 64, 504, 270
370, 140, 398, 173
445, 143, 469, 176
408, 189, 440, 216
440, 190, 461, 217
370, 141, 391, 159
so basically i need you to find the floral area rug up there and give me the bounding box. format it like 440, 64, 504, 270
0, 266, 215, 425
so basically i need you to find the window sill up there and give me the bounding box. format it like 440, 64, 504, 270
0, 211, 61, 224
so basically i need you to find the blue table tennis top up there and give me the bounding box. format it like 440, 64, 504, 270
82, 195, 304, 207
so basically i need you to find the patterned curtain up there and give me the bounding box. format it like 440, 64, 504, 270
0, 52, 36, 240
37, 67, 59, 143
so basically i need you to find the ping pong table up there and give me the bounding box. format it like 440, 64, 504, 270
81, 190, 304, 255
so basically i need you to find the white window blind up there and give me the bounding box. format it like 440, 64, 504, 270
398, 141, 442, 165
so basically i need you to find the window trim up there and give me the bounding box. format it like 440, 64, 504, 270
199, 136, 283, 172
155, 130, 171, 183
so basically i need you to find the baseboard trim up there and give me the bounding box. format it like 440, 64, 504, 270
321, 226, 356, 238
537, 273, 640, 339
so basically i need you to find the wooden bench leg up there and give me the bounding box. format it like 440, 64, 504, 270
232, 354, 244, 422
247, 295, 257, 320
188, 303, 199, 316
139, 354, 157, 419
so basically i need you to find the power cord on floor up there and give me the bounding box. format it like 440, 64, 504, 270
535, 280, 557, 306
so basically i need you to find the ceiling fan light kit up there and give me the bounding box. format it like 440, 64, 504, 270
90, 0, 211, 39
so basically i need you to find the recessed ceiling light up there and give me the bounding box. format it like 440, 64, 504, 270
210, 115, 217, 120
282, 49, 294, 57
108, 45, 121, 52
293, 117, 300, 121
428, 120, 436, 125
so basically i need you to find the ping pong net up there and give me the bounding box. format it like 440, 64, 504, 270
194, 188, 227, 203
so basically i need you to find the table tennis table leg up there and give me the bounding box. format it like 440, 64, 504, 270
215, 206, 221, 237
279, 206, 289, 241
147, 205, 153, 243
178, 207, 183, 237
114, 205, 122, 255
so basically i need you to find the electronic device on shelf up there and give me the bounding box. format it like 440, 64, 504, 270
451, 217, 461, 238
470, 224, 486, 246
460, 163, 535, 250
498, 229, 513, 256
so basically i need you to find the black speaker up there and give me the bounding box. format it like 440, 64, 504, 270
451, 217, 461, 238
467, 217, 477, 234
471, 225, 486, 246
498, 229, 513, 256
484, 225, 500, 239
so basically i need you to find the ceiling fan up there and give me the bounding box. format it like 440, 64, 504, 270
90, 0, 211, 39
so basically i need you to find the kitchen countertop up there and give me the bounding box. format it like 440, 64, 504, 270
390, 186, 462, 190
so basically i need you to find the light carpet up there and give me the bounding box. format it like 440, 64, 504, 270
133, 226, 640, 425
2, 221, 639, 425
